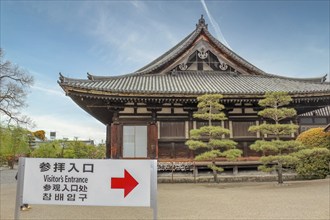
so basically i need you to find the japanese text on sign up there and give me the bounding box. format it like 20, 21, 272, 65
39, 161, 93, 202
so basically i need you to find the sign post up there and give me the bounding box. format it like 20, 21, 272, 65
151, 160, 158, 220
15, 158, 157, 219
14, 157, 25, 220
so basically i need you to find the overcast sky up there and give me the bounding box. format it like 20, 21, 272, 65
1, 1, 329, 143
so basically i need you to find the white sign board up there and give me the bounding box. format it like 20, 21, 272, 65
21, 158, 154, 207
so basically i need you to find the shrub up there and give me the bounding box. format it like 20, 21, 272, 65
295, 127, 330, 178
31, 142, 62, 158
31, 140, 106, 159
294, 148, 330, 179
296, 128, 330, 149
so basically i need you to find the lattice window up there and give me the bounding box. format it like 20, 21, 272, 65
123, 126, 147, 158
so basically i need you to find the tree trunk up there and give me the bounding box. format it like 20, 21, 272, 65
213, 170, 218, 183
8, 158, 14, 169
212, 161, 218, 183
277, 162, 283, 184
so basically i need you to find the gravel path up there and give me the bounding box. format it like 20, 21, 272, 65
0, 167, 17, 185
1, 167, 329, 220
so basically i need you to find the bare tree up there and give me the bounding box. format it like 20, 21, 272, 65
0, 48, 34, 125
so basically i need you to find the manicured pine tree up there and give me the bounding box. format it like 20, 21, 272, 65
185, 94, 242, 182
248, 92, 303, 184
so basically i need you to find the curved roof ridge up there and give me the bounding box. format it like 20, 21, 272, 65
58, 72, 91, 84
265, 73, 328, 83
133, 16, 210, 75
134, 28, 199, 75
86, 72, 137, 81
201, 28, 267, 75
131, 16, 270, 76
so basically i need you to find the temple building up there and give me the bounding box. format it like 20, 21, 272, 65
59, 16, 330, 169
298, 106, 330, 132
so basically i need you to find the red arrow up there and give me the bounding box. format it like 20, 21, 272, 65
111, 169, 139, 198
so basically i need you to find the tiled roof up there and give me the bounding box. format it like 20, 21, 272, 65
59, 16, 329, 100
299, 106, 330, 116
59, 71, 330, 96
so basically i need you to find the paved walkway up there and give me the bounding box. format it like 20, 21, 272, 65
1, 168, 329, 220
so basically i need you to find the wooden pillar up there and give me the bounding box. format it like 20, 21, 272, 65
188, 120, 194, 159
146, 106, 161, 159
106, 124, 111, 158
110, 122, 122, 159
229, 120, 233, 138
233, 166, 238, 175
243, 142, 248, 157
148, 122, 158, 159
171, 142, 175, 158
109, 109, 123, 159
186, 109, 195, 159
256, 120, 260, 138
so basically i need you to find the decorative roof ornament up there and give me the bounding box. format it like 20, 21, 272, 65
197, 48, 208, 59
219, 62, 228, 71
171, 69, 178, 76
178, 63, 188, 70
196, 15, 208, 29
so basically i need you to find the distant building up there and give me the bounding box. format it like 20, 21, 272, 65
32, 138, 95, 148
61, 139, 95, 146
50, 131, 56, 140
76, 139, 95, 146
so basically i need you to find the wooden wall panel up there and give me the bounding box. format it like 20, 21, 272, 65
160, 122, 185, 138
232, 121, 256, 138
158, 142, 172, 158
